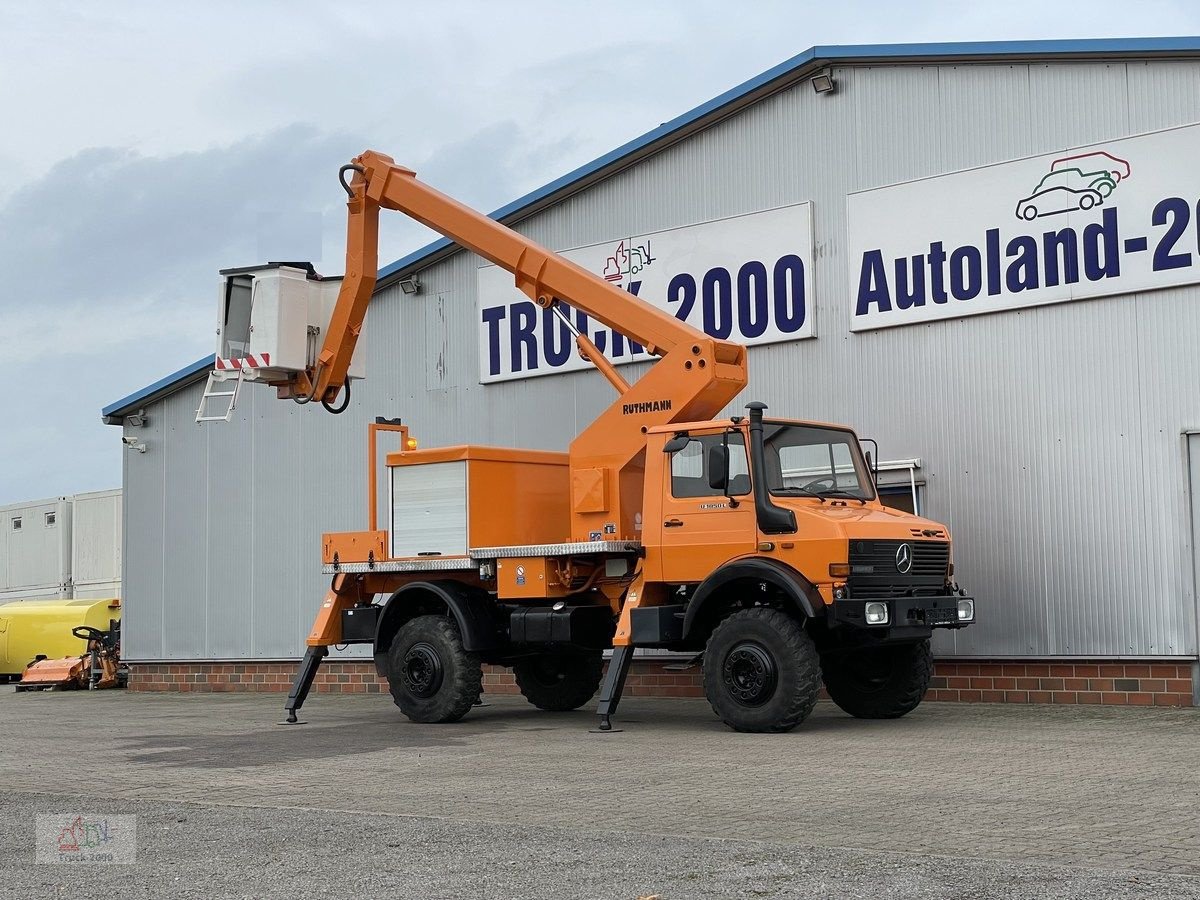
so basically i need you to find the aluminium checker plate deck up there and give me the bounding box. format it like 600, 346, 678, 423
322, 540, 642, 574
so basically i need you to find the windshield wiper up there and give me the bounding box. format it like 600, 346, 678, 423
771, 486, 826, 500
813, 489, 868, 505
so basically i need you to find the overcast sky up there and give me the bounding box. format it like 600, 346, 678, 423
1, 1, 1198, 504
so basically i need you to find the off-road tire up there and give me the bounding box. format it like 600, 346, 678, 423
821, 639, 932, 719
512, 648, 604, 711
702, 608, 821, 733
387, 615, 482, 723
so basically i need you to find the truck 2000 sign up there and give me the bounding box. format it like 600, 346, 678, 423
477, 203, 814, 382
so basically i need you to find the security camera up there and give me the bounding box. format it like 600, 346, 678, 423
122, 437, 147, 453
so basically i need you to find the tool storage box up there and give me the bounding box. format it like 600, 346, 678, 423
387, 446, 570, 558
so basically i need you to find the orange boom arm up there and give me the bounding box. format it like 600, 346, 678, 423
290, 151, 749, 539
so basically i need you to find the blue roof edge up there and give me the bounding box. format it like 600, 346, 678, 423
105, 36, 1200, 418
103, 354, 214, 422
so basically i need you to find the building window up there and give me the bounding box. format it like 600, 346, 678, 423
872, 458, 924, 515
878, 487, 919, 515
670, 433, 751, 498
45, 511, 56, 527
11, 517, 21, 531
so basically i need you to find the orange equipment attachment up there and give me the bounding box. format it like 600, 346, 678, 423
16, 623, 126, 692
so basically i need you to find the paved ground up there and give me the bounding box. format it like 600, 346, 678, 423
0, 689, 1198, 899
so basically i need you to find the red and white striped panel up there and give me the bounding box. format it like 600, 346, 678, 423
215, 353, 272, 371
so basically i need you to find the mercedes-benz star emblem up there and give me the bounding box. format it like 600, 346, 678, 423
895, 543, 913, 574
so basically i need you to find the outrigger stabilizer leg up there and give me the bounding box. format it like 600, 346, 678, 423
593, 644, 635, 732
283, 645, 328, 724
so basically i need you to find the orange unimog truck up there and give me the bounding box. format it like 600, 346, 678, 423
200, 152, 974, 733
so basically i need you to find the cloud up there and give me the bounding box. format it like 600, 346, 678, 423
0, 124, 368, 311
0, 125, 370, 502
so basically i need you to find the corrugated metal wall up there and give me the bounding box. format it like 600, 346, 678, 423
124, 59, 1200, 661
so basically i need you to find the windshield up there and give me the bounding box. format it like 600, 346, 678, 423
761, 423, 876, 501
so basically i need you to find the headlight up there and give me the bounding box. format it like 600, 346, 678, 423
957, 598, 975, 622
864, 601, 889, 625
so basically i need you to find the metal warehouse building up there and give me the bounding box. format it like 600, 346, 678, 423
104, 38, 1200, 705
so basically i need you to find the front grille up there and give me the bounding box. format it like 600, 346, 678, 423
847, 540, 949, 595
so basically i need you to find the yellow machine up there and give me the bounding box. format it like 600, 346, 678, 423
0, 598, 121, 680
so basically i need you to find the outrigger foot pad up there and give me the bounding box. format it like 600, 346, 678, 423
591, 644, 634, 733
588, 713, 623, 734
282, 645, 328, 725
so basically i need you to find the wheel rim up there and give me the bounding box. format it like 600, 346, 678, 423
402, 642, 444, 698
722, 641, 778, 707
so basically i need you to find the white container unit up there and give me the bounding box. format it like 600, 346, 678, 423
0, 491, 123, 603
70, 489, 122, 599
0, 497, 72, 600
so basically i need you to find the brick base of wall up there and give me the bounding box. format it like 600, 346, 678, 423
127, 658, 1194, 707
930, 660, 1194, 707
127, 661, 705, 697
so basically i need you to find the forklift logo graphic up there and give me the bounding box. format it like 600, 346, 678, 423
1014, 151, 1132, 221
56, 816, 114, 852
602, 239, 656, 286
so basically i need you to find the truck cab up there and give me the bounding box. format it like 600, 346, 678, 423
644, 408, 972, 642
624, 402, 973, 731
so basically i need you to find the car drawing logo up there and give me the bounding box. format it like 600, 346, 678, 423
1015, 150, 1131, 221
895, 543, 913, 574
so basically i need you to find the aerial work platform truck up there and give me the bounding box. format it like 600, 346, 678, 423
199, 152, 974, 732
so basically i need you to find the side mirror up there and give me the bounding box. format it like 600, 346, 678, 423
663, 434, 690, 453
707, 443, 729, 490
861, 438, 880, 485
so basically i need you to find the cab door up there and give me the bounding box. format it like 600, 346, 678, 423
657, 431, 758, 583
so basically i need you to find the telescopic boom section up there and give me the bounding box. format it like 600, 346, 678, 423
300, 151, 749, 540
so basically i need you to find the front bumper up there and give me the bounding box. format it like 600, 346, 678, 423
827, 594, 974, 641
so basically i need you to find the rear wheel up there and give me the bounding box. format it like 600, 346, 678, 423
386, 615, 482, 723
512, 648, 604, 711
702, 608, 821, 733
821, 639, 932, 719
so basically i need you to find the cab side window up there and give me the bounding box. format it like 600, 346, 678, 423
670, 433, 751, 498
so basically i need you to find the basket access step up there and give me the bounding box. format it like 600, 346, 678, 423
195, 370, 245, 423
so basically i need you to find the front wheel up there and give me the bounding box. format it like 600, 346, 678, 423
386, 615, 482, 723
821, 640, 933, 719
703, 608, 821, 733
512, 648, 604, 711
